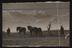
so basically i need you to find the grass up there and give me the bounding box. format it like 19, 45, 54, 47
2, 30, 69, 47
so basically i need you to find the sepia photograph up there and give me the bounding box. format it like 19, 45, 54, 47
2, 2, 69, 47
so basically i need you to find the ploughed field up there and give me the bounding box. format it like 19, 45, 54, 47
2, 30, 69, 47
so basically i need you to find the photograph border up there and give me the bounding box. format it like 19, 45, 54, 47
1, 0, 70, 48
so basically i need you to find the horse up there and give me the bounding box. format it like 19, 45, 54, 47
27, 26, 42, 36
27, 26, 33, 36
16, 27, 26, 35
36, 27, 42, 36
16, 27, 21, 32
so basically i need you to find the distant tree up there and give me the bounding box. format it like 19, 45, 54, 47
47, 24, 51, 34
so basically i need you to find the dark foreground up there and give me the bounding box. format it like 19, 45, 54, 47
2, 30, 69, 47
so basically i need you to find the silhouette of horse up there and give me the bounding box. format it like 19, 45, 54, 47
16, 27, 21, 32
35, 27, 42, 36
27, 26, 42, 36
16, 27, 26, 35
27, 26, 33, 35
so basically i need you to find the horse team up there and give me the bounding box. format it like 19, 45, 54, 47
16, 26, 42, 36
7, 25, 65, 37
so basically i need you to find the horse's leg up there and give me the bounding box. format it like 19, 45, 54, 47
36, 32, 38, 37
40, 31, 42, 37
30, 31, 32, 36
30, 32, 32, 36
19, 30, 21, 34
18, 30, 20, 34
19, 32, 21, 34
24, 31, 26, 35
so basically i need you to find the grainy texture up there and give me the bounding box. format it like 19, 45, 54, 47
2, 31, 69, 47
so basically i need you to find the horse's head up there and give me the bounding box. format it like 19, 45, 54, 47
16, 27, 21, 31
27, 26, 32, 30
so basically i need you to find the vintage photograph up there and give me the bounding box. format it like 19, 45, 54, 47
2, 2, 69, 47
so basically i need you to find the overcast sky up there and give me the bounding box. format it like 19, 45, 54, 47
2, 2, 69, 33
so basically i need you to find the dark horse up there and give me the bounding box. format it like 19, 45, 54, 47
27, 26, 42, 36
36, 27, 42, 36
16, 27, 26, 35
27, 26, 32, 35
